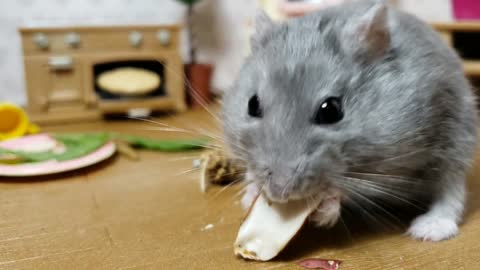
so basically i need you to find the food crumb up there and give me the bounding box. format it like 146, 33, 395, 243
201, 224, 214, 231
297, 258, 342, 270
193, 159, 201, 168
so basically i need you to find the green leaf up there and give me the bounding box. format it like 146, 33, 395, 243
0, 133, 109, 163
175, 0, 202, 5
52, 133, 109, 161
0, 132, 209, 164
112, 133, 208, 152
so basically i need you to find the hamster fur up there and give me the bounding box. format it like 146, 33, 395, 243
222, 0, 478, 241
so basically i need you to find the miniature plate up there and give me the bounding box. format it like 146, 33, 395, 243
0, 134, 116, 177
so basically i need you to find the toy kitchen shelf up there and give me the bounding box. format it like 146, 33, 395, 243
19, 25, 186, 125
432, 22, 480, 77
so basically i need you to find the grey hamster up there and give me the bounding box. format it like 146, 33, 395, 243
222, 0, 477, 241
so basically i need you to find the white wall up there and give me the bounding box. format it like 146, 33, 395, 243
395, 0, 453, 22
0, 0, 451, 106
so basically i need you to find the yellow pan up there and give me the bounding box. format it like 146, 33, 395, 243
0, 103, 39, 141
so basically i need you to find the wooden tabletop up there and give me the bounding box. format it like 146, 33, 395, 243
0, 107, 479, 269
431, 22, 480, 32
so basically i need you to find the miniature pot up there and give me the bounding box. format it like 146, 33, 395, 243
184, 63, 213, 108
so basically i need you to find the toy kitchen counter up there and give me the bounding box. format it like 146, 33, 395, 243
19, 25, 186, 125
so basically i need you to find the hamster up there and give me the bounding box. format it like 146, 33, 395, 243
222, 0, 478, 242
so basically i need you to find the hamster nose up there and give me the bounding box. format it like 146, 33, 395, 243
264, 169, 273, 177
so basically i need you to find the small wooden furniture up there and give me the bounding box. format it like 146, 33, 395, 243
432, 22, 480, 77
19, 25, 186, 124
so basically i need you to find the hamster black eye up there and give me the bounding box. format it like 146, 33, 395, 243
248, 94, 263, 118
313, 97, 343, 125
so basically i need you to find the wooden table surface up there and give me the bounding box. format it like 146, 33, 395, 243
1, 107, 479, 270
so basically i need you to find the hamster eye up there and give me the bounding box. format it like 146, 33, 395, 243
248, 94, 263, 118
313, 97, 343, 125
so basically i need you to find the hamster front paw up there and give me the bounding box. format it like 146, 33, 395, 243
241, 182, 260, 211
408, 214, 459, 241
310, 196, 341, 228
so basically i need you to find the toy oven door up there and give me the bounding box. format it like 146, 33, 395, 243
24, 55, 86, 113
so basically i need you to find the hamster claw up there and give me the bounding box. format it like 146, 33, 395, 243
310, 196, 341, 228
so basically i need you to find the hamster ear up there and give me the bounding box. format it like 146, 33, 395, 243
251, 10, 275, 49
341, 2, 390, 61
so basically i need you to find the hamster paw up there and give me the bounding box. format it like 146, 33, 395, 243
241, 183, 260, 211
310, 196, 341, 228
408, 215, 459, 241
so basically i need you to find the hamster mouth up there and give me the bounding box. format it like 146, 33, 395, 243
261, 184, 341, 206
261, 189, 290, 204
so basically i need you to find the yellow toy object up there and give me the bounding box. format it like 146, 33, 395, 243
0, 103, 39, 141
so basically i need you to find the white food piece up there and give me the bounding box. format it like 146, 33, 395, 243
234, 193, 322, 261
192, 159, 201, 169
7, 136, 57, 153
199, 155, 210, 193
201, 224, 214, 231
97, 67, 161, 96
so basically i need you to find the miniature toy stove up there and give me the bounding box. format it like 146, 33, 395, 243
20, 25, 186, 124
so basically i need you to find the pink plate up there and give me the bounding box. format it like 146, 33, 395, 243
0, 134, 116, 177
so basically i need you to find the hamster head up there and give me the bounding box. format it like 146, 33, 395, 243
223, 2, 446, 202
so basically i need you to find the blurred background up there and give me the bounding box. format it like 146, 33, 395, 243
0, 0, 453, 106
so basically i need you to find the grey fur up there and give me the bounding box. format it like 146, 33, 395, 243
222, 1, 478, 240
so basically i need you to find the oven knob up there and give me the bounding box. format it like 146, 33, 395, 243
65, 32, 81, 48
33, 33, 49, 50
129, 31, 143, 48
157, 30, 171, 45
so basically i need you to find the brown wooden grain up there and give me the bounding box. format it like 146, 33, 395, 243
431, 22, 480, 32
464, 61, 480, 76
0, 108, 479, 269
